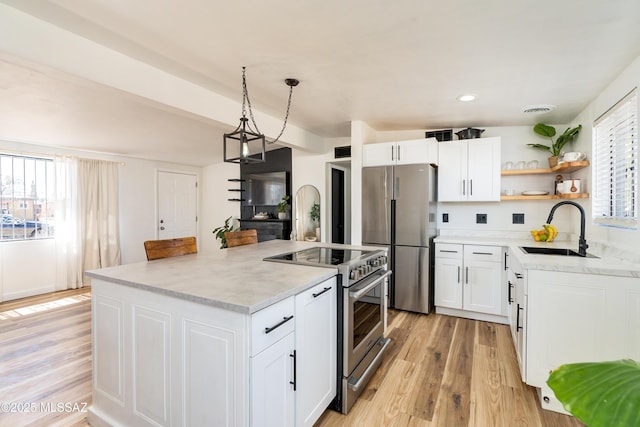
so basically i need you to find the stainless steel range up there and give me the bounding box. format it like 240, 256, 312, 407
264, 246, 391, 414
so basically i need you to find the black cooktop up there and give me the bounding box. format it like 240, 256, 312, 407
265, 247, 372, 266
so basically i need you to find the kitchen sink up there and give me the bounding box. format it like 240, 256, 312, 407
520, 246, 598, 258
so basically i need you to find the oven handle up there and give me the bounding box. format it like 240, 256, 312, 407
349, 270, 392, 300
348, 337, 391, 392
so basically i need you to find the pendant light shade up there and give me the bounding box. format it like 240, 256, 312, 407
223, 118, 266, 163
223, 67, 298, 164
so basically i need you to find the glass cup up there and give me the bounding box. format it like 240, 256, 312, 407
527, 160, 539, 169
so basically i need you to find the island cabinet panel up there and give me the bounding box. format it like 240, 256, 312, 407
525, 270, 640, 414
132, 306, 171, 426
89, 279, 248, 427
93, 294, 125, 405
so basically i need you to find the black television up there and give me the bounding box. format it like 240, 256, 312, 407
246, 171, 286, 205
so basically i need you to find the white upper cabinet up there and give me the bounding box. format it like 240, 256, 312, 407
438, 137, 501, 201
362, 138, 438, 167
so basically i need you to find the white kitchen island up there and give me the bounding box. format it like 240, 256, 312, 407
86, 240, 352, 427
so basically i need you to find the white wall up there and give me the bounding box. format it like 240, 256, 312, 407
200, 161, 240, 254
570, 55, 640, 256
0, 139, 200, 301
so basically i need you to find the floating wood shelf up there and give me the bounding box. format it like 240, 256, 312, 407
501, 160, 590, 176
501, 193, 589, 201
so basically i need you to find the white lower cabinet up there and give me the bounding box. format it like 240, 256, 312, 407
435, 243, 506, 322
294, 278, 337, 427
525, 270, 640, 414
90, 276, 337, 427
249, 277, 338, 427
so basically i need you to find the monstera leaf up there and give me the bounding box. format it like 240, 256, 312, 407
547, 359, 640, 427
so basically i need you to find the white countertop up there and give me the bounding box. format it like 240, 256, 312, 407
87, 240, 380, 314
434, 235, 640, 278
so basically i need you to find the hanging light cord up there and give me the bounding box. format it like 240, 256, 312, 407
241, 67, 296, 145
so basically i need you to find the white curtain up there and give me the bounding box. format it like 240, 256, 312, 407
54, 157, 121, 290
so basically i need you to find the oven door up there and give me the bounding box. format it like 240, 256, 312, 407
344, 269, 392, 376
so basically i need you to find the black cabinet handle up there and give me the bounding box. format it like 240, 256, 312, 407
465, 266, 469, 284
312, 287, 332, 298
264, 315, 294, 334
289, 350, 297, 391
439, 250, 459, 253
457, 266, 461, 283
472, 252, 493, 255
508, 281, 514, 304
516, 304, 523, 331
515, 273, 523, 279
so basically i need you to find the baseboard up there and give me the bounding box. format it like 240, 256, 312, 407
435, 306, 509, 325
2, 285, 56, 302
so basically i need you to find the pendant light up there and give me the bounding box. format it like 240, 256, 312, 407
224, 67, 299, 163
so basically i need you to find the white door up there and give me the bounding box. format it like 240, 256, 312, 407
158, 171, 197, 239
437, 141, 467, 201
466, 138, 501, 201
463, 259, 502, 315
251, 332, 295, 427
295, 278, 337, 427
434, 257, 463, 309
362, 142, 395, 167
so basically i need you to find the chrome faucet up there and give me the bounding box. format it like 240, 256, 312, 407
546, 201, 589, 257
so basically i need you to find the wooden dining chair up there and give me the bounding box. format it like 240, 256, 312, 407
144, 236, 197, 260
224, 229, 258, 248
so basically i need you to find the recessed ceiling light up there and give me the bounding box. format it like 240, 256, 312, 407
457, 94, 476, 102
523, 104, 556, 114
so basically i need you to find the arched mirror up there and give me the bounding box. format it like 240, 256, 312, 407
295, 185, 320, 241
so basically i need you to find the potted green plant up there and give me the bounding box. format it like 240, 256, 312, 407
310, 202, 320, 226
310, 201, 320, 239
212, 216, 237, 249
276, 195, 290, 219
548, 359, 640, 427
527, 123, 582, 167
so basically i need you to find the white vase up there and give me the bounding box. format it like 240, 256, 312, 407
315, 227, 321, 241
278, 212, 286, 220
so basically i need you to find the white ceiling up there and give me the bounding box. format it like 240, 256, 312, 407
1, 0, 640, 165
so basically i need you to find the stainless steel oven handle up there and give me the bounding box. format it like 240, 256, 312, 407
349, 270, 392, 300
348, 337, 390, 392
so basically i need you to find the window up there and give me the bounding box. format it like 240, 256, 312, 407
592, 89, 638, 229
0, 154, 55, 240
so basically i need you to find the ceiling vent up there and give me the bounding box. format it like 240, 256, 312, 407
523, 104, 556, 114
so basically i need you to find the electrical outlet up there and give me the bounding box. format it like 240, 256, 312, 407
442, 213, 449, 223
513, 213, 525, 224
476, 213, 487, 224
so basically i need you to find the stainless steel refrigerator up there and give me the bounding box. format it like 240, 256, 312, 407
362, 163, 437, 314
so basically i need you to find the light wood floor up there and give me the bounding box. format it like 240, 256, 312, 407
316, 310, 584, 427
0, 290, 583, 427
0, 288, 92, 427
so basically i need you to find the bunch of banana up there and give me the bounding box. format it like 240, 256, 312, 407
530, 224, 558, 242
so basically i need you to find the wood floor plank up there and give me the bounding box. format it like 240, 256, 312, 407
469, 344, 504, 427
406, 315, 456, 422
430, 317, 474, 426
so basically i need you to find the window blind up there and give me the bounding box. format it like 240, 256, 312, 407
592, 89, 638, 229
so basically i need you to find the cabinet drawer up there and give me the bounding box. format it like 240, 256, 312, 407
251, 296, 295, 356
435, 243, 463, 259
464, 245, 502, 262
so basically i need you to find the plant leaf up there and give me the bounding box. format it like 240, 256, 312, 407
526, 143, 552, 153
534, 123, 557, 138
547, 359, 640, 427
